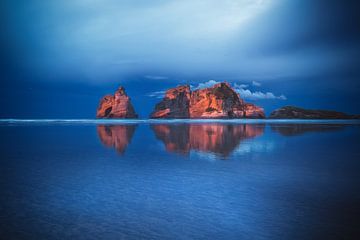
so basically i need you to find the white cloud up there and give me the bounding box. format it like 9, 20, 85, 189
145, 75, 168, 80
192, 80, 220, 90
234, 83, 286, 100
238, 84, 249, 88
146, 90, 166, 98
252, 80, 261, 86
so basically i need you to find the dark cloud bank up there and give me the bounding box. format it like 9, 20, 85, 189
0, 0, 359, 118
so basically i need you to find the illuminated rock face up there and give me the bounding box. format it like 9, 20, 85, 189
151, 124, 264, 157
189, 82, 242, 118
150, 82, 265, 118
96, 87, 138, 118
150, 85, 191, 118
97, 125, 137, 154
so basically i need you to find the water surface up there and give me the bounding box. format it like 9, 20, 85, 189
1, 120, 360, 239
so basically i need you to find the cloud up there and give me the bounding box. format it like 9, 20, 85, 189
252, 80, 261, 86
192, 80, 219, 90
238, 84, 249, 88
146, 90, 166, 98
234, 83, 286, 100
3, 0, 359, 85
145, 75, 168, 80
4, 0, 282, 82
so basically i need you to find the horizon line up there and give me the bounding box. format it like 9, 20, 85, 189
1, 119, 359, 125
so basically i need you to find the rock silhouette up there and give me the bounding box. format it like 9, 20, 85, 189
269, 106, 358, 119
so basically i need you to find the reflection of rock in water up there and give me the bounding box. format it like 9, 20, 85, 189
270, 124, 346, 136
152, 125, 190, 154
97, 125, 137, 154
151, 124, 264, 157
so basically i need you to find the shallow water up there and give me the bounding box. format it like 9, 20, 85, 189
1, 120, 360, 239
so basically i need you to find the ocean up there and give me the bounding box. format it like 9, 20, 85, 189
1, 120, 360, 239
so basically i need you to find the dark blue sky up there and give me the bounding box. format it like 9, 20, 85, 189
1, 0, 359, 118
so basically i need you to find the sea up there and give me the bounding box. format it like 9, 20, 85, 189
1, 119, 360, 240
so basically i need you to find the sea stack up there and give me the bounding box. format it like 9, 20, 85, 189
96, 86, 138, 118
150, 82, 265, 118
150, 85, 191, 118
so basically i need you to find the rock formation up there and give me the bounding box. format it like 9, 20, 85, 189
150, 82, 265, 118
96, 86, 138, 118
150, 85, 191, 118
97, 125, 137, 154
151, 124, 264, 157
269, 106, 357, 119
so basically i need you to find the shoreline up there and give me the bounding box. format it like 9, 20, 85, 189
1, 118, 360, 125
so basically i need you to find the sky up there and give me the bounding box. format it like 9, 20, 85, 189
1, 0, 359, 118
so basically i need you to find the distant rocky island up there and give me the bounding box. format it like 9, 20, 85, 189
269, 106, 359, 119
96, 83, 358, 119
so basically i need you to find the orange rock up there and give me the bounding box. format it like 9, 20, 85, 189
243, 103, 266, 118
150, 85, 191, 118
96, 87, 138, 118
151, 82, 265, 118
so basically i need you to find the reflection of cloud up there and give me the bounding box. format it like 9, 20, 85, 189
234, 140, 275, 155
151, 124, 264, 158
190, 151, 218, 162
97, 125, 137, 154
